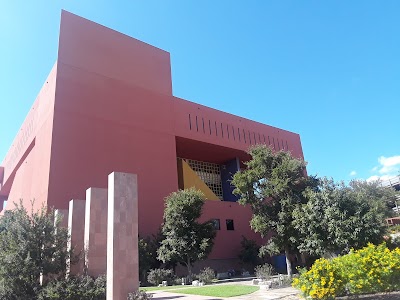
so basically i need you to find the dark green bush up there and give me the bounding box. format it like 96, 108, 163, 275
127, 290, 153, 300
198, 267, 215, 284
38, 275, 106, 300
147, 268, 174, 286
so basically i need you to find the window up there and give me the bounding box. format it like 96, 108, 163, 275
226, 219, 234, 231
211, 219, 220, 230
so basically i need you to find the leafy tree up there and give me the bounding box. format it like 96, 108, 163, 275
139, 231, 165, 284
238, 236, 261, 270
0, 201, 71, 299
293, 178, 390, 256
232, 145, 316, 276
157, 188, 216, 279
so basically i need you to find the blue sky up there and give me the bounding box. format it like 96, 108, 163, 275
1, 1, 399, 182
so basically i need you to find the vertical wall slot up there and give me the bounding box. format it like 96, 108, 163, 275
196, 116, 199, 132
232, 126, 236, 140
202, 118, 205, 133
286, 140, 289, 150
263, 134, 266, 143
243, 129, 246, 143
189, 114, 192, 130
227, 125, 230, 139
272, 137, 276, 149
209, 120, 212, 135
221, 123, 224, 138
215, 121, 218, 136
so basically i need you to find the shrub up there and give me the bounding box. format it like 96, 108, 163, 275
38, 275, 106, 300
147, 268, 174, 286
340, 243, 400, 295
292, 258, 344, 300
254, 263, 275, 280
198, 267, 215, 284
127, 290, 153, 300
293, 243, 400, 299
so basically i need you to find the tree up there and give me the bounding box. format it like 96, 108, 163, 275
293, 178, 392, 256
157, 188, 216, 278
0, 201, 70, 299
139, 231, 164, 284
238, 236, 261, 270
232, 145, 316, 277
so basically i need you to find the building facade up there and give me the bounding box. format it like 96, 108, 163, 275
0, 11, 305, 272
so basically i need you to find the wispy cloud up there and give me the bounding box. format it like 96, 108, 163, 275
378, 155, 400, 174
349, 170, 357, 176
366, 155, 400, 182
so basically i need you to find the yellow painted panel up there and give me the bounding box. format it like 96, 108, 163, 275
181, 160, 219, 200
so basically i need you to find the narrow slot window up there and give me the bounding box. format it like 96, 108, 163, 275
189, 114, 192, 130
227, 125, 230, 139
209, 120, 212, 135
243, 129, 246, 143
272, 137, 276, 149
196, 116, 199, 132
232, 126, 236, 140
215, 121, 218, 136
202, 118, 205, 133
226, 219, 235, 231
221, 123, 224, 138
286, 140, 289, 150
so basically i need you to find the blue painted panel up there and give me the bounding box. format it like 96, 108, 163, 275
221, 157, 240, 202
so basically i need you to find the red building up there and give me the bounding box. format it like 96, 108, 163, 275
0, 11, 305, 272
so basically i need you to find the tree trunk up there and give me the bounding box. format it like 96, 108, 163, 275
186, 257, 192, 282
284, 247, 293, 278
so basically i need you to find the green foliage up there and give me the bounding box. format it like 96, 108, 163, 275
238, 236, 260, 269
293, 178, 388, 256
147, 268, 174, 286
0, 201, 71, 299
38, 275, 106, 300
157, 188, 216, 277
293, 243, 400, 299
232, 145, 316, 275
127, 290, 153, 300
254, 263, 275, 280
198, 267, 215, 284
139, 232, 164, 284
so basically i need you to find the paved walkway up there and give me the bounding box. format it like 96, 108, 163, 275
150, 282, 300, 300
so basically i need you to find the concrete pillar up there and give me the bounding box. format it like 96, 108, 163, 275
54, 209, 69, 229
67, 199, 86, 276
107, 172, 139, 300
84, 187, 108, 277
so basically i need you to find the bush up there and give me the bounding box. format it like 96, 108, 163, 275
127, 290, 153, 300
255, 263, 275, 280
147, 268, 174, 286
293, 243, 400, 300
293, 258, 344, 300
38, 275, 106, 300
198, 267, 215, 284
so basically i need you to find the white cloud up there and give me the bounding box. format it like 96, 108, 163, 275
349, 171, 357, 176
366, 174, 397, 183
367, 155, 400, 182
378, 155, 400, 174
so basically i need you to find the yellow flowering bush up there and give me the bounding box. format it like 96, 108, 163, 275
293, 243, 400, 299
293, 258, 344, 300
340, 243, 400, 294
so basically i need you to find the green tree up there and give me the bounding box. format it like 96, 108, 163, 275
293, 178, 390, 256
238, 236, 261, 271
232, 145, 316, 277
139, 231, 164, 284
0, 202, 70, 299
157, 188, 216, 278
